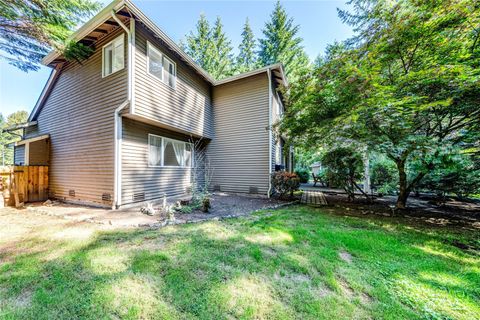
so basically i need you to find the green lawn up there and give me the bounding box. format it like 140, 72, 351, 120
0, 206, 479, 319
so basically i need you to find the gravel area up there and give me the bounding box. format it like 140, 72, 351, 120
22, 192, 294, 228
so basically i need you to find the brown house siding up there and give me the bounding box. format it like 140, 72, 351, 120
121, 117, 205, 205
209, 73, 270, 194
133, 25, 214, 138
25, 26, 129, 207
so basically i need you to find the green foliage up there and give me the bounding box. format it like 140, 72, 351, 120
321, 147, 367, 201
0, 0, 100, 71
370, 156, 398, 195
183, 15, 234, 80
0, 111, 28, 165
258, 1, 310, 79
282, 0, 480, 208
416, 152, 480, 199
294, 168, 309, 183
236, 18, 258, 73
271, 171, 300, 199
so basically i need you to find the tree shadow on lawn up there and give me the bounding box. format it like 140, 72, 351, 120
1, 206, 479, 319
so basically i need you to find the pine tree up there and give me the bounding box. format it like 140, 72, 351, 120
210, 17, 234, 79
184, 13, 214, 72
258, 1, 309, 78
183, 15, 234, 80
0, 0, 100, 72
236, 18, 258, 73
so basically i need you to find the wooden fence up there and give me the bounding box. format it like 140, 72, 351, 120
0, 166, 49, 207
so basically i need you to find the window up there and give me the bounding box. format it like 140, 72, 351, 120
147, 41, 176, 88
147, 42, 163, 80
103, 35, 124, 77
148, 134, 193, 167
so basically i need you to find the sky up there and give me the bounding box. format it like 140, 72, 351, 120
0, 0, 353, 118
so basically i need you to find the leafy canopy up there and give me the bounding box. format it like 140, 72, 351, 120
282, 0, 480, 207
0, 0, 100, 71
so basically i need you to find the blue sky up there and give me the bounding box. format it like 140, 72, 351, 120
0, 0, 353, 117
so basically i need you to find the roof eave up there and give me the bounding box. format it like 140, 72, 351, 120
42, 0, 126, 66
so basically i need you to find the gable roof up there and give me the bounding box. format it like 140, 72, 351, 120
31, 0, 287, 121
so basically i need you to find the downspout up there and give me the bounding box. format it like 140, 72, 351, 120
112, 10, 135, 209
267, 69, 273, 198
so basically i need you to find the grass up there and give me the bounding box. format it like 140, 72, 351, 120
0, 205, 479, 319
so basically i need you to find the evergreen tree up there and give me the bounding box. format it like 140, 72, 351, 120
210, 17, 234, 79
183, 15, 234, 80
258, 1, 309, 78
0, 0, 100, 71
236, 18, 258, 73
184, 14, 214, 72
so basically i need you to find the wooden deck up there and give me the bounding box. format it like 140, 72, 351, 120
301, 190, 328, 206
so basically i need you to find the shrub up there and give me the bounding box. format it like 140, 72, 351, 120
271, 171, 300, 199
294, 168, 310, 183
371, 158, 397, 195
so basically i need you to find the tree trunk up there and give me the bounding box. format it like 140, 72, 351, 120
395, 159, 409, 209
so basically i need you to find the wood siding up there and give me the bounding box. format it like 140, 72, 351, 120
133, 25, 214, 138
121, 117, 205, 205
209, 73, 270, 194
26, 26, 128, 207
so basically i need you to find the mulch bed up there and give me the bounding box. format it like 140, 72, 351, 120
321, 191, 480, 231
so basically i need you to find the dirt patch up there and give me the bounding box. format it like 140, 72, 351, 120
315, 286, 333, 298
339, 250, 353, 263
11, 289, 33, 308
360, 292, 373, 304
339, 279, 354, 298
21, 193, 294, 228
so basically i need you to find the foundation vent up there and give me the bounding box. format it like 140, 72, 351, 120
69, 190, 75, 197
249, 186, 258, 194
213, 185, 221, 192
102, 193, 112, 201
133, 192, 145, 202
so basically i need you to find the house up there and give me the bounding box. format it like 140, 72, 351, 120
13, 0, 291, 209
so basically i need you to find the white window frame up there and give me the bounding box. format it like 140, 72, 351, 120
102, 34, 125, 77
147, 41, 163, 81
146, 41, 177, 89
148, 134, 193, 168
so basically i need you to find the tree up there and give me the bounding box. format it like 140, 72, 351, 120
0, 111, 29, 165
322, 147, 371, 202
236, 18, 258, 73
0, 0, 100, 72
282, 0, 480, 208
258, 1, 309, 78
183, 14, 234, 80
183, 14, 213, 72
210, 17, 234, 79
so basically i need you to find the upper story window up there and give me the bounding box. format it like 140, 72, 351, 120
103, 35, 124, 77
147, 41, 176, 88
148, 134, 193, 167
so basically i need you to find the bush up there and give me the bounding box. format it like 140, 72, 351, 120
371, 158, 397, 195
271, 171, 300, 199
294, 168, 310, 183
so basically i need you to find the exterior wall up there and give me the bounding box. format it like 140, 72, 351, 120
209, 73, 270, 194
29, 139, 49, 165
14, 145, 25, 165
133, 24, 214, 138
121, 117, 204, 205
26, 26, 128, 207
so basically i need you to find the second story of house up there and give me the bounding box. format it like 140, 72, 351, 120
29, 0, 287, 141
